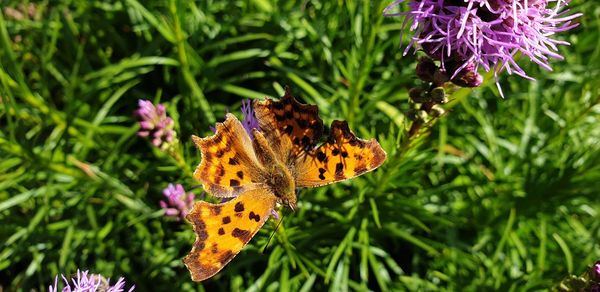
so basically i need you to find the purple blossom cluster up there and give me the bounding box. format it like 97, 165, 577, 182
134, 100, 175, 148
241, 99, 260, 136
385, 0, 581, 93
160, 183, 196, 221
49, 270, 134, 292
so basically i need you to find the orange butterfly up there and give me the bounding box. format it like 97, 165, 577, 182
183, 88, 387, 281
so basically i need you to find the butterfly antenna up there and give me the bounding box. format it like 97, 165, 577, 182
189, 184, 203, 190
262, 213, 284, 254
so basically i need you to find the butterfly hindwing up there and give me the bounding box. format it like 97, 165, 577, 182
183, 188, 277, 282
253, 87, 324, 163
193, 113, 264, 197
294, 120, 386, 187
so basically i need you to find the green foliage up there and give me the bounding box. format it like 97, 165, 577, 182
1, 0, 599, 291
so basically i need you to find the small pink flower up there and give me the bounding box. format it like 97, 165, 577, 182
134, 100, 175, 148
160, 184, 196, 221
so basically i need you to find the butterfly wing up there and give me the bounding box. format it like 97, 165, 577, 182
294, 120, 386, 187
193, 113, 265, 197
183, 188, 277, 282
253, 87, 324, 164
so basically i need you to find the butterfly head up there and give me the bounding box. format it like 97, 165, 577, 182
280, 193, 297, 211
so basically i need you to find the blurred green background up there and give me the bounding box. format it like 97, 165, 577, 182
1, 0, 599, 291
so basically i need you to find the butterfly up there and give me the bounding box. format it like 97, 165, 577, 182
183, 88, 387, 281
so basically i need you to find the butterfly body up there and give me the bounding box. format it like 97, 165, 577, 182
184, 88, 386, 281
251, 128, 297, 209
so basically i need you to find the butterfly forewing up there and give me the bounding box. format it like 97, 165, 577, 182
294, 120, 386, 187
253, 87, 324, 164
193, 113, 265, 198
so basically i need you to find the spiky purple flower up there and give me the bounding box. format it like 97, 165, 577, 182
48, 269, 134, 292
384, 0, 581, 93
241, 99, 260, 137
160, 183, 196, 221
134, 100, 175, 148
209, 99, 259, 136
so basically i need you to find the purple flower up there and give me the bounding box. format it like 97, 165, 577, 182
209, 99, 258, 136
270, 209, 280, 219
48, 269, 134, 292
593, 260, 600, 280
241, 99, 260, 137
134, 100, 175, 148
447, 60, 483, 88
160, 183, 196, 221
384, 0, 581, 94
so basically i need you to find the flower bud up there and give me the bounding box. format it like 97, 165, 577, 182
430, 87, 447, 104
409, 88, 429, 103
451, 68, 483, 88
433, 69, 449, 86
416, 57, 437, 82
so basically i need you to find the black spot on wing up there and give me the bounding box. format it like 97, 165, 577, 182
273, 101, 284, 110
335, 162, 345, 179
284, 125, 293, 135
222, 216, 231, 224
298, 119, 308, 128
316, 151, 327, 162
318, 167, 326, 180
212, 205, 222, 216
216, 149, 224, 158
216, 165, 225, 177
248, 211, 261, 222
355, 165, 368, 175
301, 136, 310, 146
234, 202, 245, 212
231, 228, 251, 242
219, 250, 234, 264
